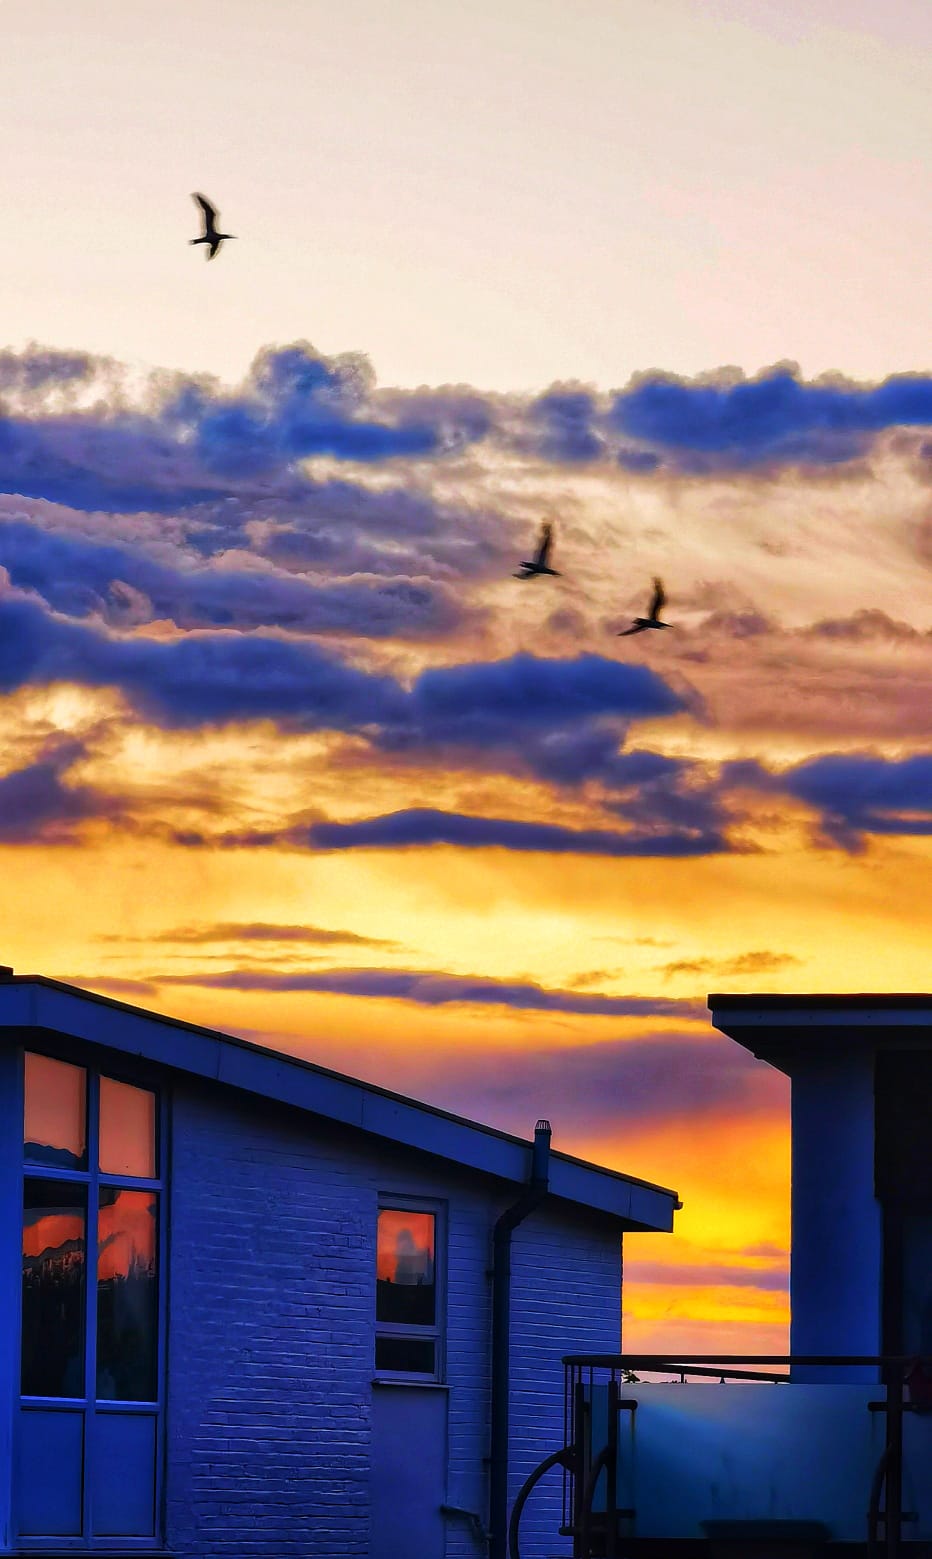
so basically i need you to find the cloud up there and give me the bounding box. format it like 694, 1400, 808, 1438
0, 517, 468, 639
392, 1030, 783, 1136
0, 341, 491, 515
528, 385, 606, 462
108, 921, 397, 948
0, 736, 119, 843
0, 345, 97, 396
610, 367, 932, 468
802, 609, 921, 643
623, 1258, 787, 1292
729, 752, 932, 846
0, 590, 687, 751
0, 590, 407, 730
302, 807, 725, 857
155, 965, 705, 1018
656, 950, 802, 980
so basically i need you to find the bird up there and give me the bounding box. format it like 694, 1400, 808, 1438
514, 520, 561, 579
617, 577, 669, 635
190, 193, 235, 260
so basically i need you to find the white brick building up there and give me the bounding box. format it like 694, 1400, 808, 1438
0, 972, 678, 1558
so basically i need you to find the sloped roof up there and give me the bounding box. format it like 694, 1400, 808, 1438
0, 973, 679, 1232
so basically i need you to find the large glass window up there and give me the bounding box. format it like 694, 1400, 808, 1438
375, 1203, 442, 1378
18, 1052, 164, 1546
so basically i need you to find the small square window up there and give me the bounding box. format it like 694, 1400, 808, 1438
375, 1337, 436, 1374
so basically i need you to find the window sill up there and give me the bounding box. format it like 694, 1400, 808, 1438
371, 1376, 450, 1390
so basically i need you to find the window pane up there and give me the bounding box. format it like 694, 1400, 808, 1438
375, 1336, 436, 1374
99, 1077, 156, 1178
97, 1188, 158, 1402
376, 1209, 436, 1326
24, 1053, 87, 1169
22, 1180, 87, 1397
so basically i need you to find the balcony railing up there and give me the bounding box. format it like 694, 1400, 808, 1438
508, 1355, 932, 1559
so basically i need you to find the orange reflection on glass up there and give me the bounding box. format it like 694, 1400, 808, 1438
376, 1209, 435, 1283
98, 1189, 157, 1281
97, 1188, 158, 1402
22, 1211, 85, 1259
24, 1052, 86, 1168
99, 1076, 156, 1177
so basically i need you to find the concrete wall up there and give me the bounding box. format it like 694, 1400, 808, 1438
164, 1074, 625, 1558
789, 1045, 882, 1380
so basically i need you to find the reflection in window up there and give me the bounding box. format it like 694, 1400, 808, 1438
24, 1053, 87, 1170
376, 1209, 436, 1326
97, 1188, 158, 1402
22, 1180, 87, 1397
375, 1337, 436, 1374
99, 1077, 156, 1178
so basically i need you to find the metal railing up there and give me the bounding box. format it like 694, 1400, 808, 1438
515, 1354, 932, 1559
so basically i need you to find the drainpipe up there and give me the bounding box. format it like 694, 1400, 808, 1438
488, 1119, 552, 1559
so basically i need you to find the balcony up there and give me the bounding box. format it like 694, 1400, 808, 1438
510, 1356, 932, 1559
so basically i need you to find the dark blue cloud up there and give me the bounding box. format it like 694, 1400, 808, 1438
0, 518, 468, 638
611, 370, 932, 466
156, 964, 704, 1018
727, 752, 932, 846
0, 341, 486, 515
784, 752, 932, 843
0, 737, 116, 842
529, 387, 605, 461
304, 807, 725, 856
0, 592, 407, 729
0, 591, 685, 740
407, 652, 684, 735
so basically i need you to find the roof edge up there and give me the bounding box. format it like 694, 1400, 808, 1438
0, 974, 679, 1229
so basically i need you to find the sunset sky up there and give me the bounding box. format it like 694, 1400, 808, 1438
2, 0, 931, 1356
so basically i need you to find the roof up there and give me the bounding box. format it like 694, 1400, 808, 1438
0, 973, 679, 1232
709, 992, 932, 1074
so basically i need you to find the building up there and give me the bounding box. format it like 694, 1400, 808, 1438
0, 971, 678, 1558
711, 993, 932, 1382
550, 992, 932, 1557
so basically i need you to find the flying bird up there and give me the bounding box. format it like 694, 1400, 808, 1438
190, 193, 235, 260
514, 521, 561, 579
617, 577, 669, 636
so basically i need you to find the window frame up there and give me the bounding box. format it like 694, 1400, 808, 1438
15, 1046, 168, 1552
375, 1194, 446, 1384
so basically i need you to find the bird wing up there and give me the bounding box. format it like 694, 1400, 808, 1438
617, 623, 647, 636
535, 523, 553, 568
649, 578, 665, 617
207, 239, 221, 259
192, 192, 218, 232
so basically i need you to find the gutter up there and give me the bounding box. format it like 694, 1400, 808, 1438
488, 1119, 551, 1559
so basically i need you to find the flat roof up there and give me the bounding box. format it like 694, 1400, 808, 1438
710, 992, 932, 1074
0, 973, 679, 1232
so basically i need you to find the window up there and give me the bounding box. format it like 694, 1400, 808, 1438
375, 1201, 443, 1379
18, 1051, 164, 1547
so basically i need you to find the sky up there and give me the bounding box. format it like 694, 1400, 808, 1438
1, 0, 931, 1357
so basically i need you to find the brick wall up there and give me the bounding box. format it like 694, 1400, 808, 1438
163, 1076, 626, 1559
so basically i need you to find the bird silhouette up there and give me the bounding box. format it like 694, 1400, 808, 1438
514, 521, 561, 579
618, 578, 669, 635
190, 194, 235, 260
